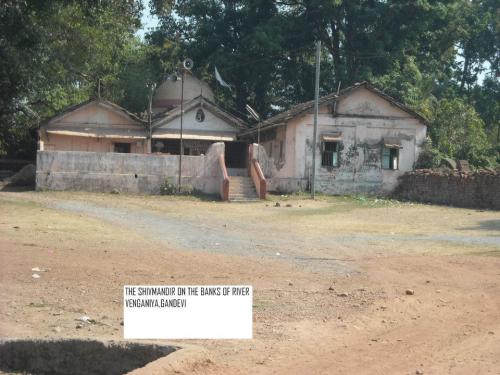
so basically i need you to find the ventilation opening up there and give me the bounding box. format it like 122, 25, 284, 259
0, 339, 178, 375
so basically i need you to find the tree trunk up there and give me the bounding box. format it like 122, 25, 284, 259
460, 46, 470, 92
330, 18, 342, 85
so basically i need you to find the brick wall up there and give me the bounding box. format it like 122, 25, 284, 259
395, 169, 500, 210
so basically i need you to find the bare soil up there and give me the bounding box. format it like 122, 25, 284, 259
0, 191, 499, 374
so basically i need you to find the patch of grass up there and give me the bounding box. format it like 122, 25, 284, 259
28, 302, 47, 308
266, 193, 412, 217
157, 192, 221, 202
0, 197, 40, 208
469, 249, 500, 257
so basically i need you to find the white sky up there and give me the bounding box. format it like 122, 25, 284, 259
135, 2, 160, 40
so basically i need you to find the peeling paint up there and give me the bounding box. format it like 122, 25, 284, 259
258, 87, 427, 195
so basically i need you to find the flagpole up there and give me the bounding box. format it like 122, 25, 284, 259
311, 41, 321, 199
257, 120, 260, 164
178, 69, 184, 193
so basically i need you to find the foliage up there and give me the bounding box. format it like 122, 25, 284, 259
159, 178, 194, 196
159, 178, 177, 195
416, 137, 445, 169
0, 0, 498, 169
0, 0, 143, 157
179, 184, 194, 195
428, 98, 494, 167
470, 77, 500, 144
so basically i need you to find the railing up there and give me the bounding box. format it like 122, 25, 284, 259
250, 158, 266, 199
218, 154, 230, 201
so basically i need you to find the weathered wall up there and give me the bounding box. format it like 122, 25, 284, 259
36, 143, 225, 195
153, 105, 239, 140
395, 170, 500, 209
152, 73, 215, 112
40, 101, 148, 153
43, 134, 146, 153
258, 87, 427, 195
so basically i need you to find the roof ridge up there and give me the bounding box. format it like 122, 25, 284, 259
41, 98, 146, 127
260, 81, 427, 129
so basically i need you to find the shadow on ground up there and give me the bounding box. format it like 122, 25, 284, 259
0, 339, 178, 375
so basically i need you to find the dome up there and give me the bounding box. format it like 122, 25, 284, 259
152, 72, 215, 113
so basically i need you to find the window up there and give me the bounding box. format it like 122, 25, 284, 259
382, 147, 399, 170
321, 141, 340, 167
279, 141, 284, 160
114, 143, 131, 153
195, 108, 205, 122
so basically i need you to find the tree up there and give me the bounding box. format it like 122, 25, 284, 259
150, 0, 292, 116
454, 0, 499, 93
0, 0, 143, 158
471, 77, 500, 144
429, 98, 494, 167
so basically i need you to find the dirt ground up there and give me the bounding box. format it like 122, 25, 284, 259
0, 191, 499, 374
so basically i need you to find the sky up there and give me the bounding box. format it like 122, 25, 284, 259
136, 2, 160, 40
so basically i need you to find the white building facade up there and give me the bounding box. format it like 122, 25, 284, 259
243, 82, 428, 195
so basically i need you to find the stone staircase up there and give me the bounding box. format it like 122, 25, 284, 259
228, 176, 259, 202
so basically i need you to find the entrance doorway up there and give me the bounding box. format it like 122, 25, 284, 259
225, 142, 247, 168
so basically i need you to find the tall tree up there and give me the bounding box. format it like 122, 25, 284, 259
0, 0, 143, 158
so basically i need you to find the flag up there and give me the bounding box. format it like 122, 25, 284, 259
214, 66, 232, 90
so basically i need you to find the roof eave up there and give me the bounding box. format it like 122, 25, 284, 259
152, 96, 248, 130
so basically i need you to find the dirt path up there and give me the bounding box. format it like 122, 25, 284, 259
1, 191, 499, 374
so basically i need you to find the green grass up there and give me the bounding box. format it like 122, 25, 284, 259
266, 193, 414, 217
469, 249, 500, 257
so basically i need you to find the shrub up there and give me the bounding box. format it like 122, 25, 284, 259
416, 137, 444, 169
159, 178, 177, 195
180, 184, 194, 195
429, 98, 494, 168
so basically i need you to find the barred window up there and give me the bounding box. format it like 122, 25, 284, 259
321, 142, 339, 167
382, 147, 399, 170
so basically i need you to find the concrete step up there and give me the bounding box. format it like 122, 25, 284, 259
229, 184, 255, 191
229, 186, 257, 192
230, 186, 254, 190
229, 177, 252, 184
229, 198, 260, 203
228, 176, 259, 202
229, 193, 258, 198
229, 185, 256, 190
227, 168, 247, 177
230, 180, 253, 184
229, 191, 257, 195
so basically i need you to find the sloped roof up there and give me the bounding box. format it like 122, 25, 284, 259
152, 95, 248, 130
41, 98, 146, 127
241, 82, 427, 135
153, 71, 215, 105
339, 82, 428, 123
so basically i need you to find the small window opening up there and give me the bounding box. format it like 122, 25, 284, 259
382, 147, 399, 170
195, 109, 205, 122
114, 143, 131, 153
279, 141, 284, 160
321, 142, 339, 167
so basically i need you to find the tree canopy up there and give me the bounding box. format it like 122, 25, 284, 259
0, 0, 498, 167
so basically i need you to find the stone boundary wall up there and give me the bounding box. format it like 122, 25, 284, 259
36, 143, 225, 195
394, 169, 500, 210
